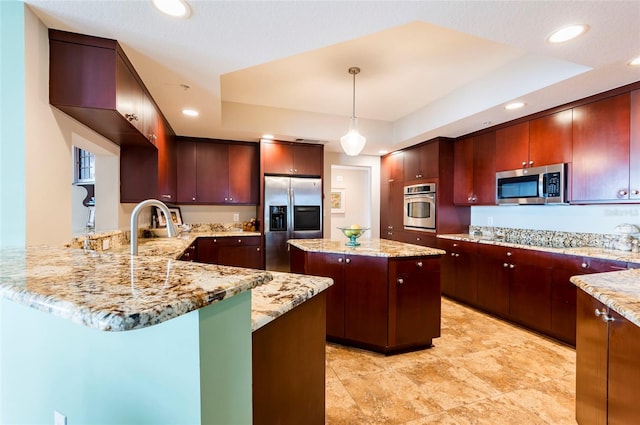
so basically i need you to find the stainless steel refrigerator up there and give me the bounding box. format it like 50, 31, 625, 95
264, 176, 323, 272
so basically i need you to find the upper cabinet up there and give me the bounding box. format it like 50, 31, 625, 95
177, 138, 258, 205
571, 93, 633, 203
495, 110, 573, 172
403, 142, 439, 182
381, 152, 404, 183
453, 132, 496, 205
49, 29, 176, 203
260, 140, 323, 176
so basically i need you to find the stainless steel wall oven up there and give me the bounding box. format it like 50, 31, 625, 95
404, 183, 436, 232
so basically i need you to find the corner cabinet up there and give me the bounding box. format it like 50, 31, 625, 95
260, 140, 323, 176
290, 246, 441, 354
576, 290, 640, 425
49, 29, 176, 203
195, 236, 262, 269
177, 138, 259, 205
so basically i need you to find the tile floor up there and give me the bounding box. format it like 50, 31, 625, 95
325, 297, 578, 424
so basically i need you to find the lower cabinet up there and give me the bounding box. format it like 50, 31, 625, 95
438, 239, 478, 304
291, 246, 441, 353
576, 289, 640, 425
252, 292, 326, 425
195, 236, 263, 269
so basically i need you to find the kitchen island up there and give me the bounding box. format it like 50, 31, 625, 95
0, 237, 332, 425
289, 238, 444, 354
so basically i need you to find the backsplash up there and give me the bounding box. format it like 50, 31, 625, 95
469, 225, 636, 251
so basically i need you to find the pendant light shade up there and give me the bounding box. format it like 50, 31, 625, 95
340, 67, 366, 156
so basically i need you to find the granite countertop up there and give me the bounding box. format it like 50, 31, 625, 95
570, 270, 640, 328
437, 233, 640, 264
288, 238, 445, 257
251, 271, 333, 331
0, 245, 272, 332
120, 231, 262, 259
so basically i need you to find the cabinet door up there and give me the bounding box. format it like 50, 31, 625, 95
403, 147, 420, 182
476, 245, 509, 316
381, 151, 404, 183
115, 53, 145, 135
495, 122, 529, 171
196, 238, 218, 264
120, 145, 158, 202
292, 143, 323, 176
439, 244, 457, 297
218, 245, 262, 269
344, 256, 388, 347
455, 245, 478, 304
453, 136, 474, 205
157, 127, 176, 202
228, 144, 258, 204
177, 140, 197, 203
608, 309, 640, 425
508, 251, 552, 333
390, 258, 440, 347
572, 94, 631, 202
529, 109, 573, 167
404, 142, 439, 181
473, 131, 497, 205
196, 142, 229, 203
630, 90, 640, 200
306, 252, 346, 339
576, 290, 609, 425
261, 141, 293, 175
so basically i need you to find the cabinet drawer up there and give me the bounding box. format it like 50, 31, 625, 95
438, 239, 478, 255
392, 257, 439, 274
553, 254, 628, 273
209, 236, 260, 247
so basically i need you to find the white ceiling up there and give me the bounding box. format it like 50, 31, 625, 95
26, 0, 640, 155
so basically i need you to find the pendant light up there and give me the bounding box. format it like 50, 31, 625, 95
340, 67, 366, 156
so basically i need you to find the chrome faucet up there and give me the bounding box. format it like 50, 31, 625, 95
130, 199, 179, 255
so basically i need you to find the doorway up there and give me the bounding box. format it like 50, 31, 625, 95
330, 165, 372, 240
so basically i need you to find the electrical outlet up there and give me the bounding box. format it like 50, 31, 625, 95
487, 216, 494, 226
102, 239, 110, 250
233, 213, 240, 222
54, 411, 67, 425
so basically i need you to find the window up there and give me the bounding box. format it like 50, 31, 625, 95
74, 147, 95, 183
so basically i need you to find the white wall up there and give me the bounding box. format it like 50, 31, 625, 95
471, 204, 640, 235
329, 166, 371, 240
323, 151, 380, 239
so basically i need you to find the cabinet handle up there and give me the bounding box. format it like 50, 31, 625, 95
388, 179, 395, 183
451, 252, 456, 257
594, 308, 615, 322
455, 253, 460, 257
192, 197, 196, 201
509, 264, 515, 269
387, 232, 393, 236
522, 161, 527, 167
529, 160, 534, 166
633, 190, 640, 195
417, 261, 423, 268
506, 251, 512, 256
238, 239, 242, 243
162, 194, 172, 199
149, 134, 157, 141
345, 258, 351, 264
618, 189, 629, 197
257, 247, 260, 251
397, 278, 404, 285
338, 258, 343, 263
503, 262, 509, 268
294, 169, 298, 173
125, 113, 139, 122
581, 262, 589, 269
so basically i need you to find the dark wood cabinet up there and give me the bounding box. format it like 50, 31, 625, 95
630, 90, 640, 201
380, 181, 404, 241
453, 132, 496, 205
475, 244, 553, 333
195, 236, 262, 269
177, 138, 258, 205
381, 151, 404, 184
291, 247, 441, 353
529, 109, 573, 167
49, 29, 177, 203
576, 289, 640, 425
260, 140, 323, 176
495, 122, 530, 171
437, 239, 478, 304
403, 141, 439, 182
571, 93, 632, 202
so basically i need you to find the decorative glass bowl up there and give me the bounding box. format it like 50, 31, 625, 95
337, 227, 370, 246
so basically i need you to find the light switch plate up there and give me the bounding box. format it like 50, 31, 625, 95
54, 411, 67, 425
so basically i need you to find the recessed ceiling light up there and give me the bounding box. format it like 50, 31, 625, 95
182, 108, 199, 117
378, 150, 388, 155
262, 134, 274, 140
630, 56, 640, 66
505, 102, 525, 110
547, 24, 589, 44
152, 0, 191, 18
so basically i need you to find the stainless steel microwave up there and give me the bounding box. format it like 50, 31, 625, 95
496, 163, 568, 205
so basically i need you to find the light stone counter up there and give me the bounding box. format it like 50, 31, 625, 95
289, 238, 445, 257
0, 245, 271, 331
570, 270, 640, 328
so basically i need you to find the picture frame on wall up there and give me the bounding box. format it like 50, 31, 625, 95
154, 206, 183, 227
330, 188, 345, 213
